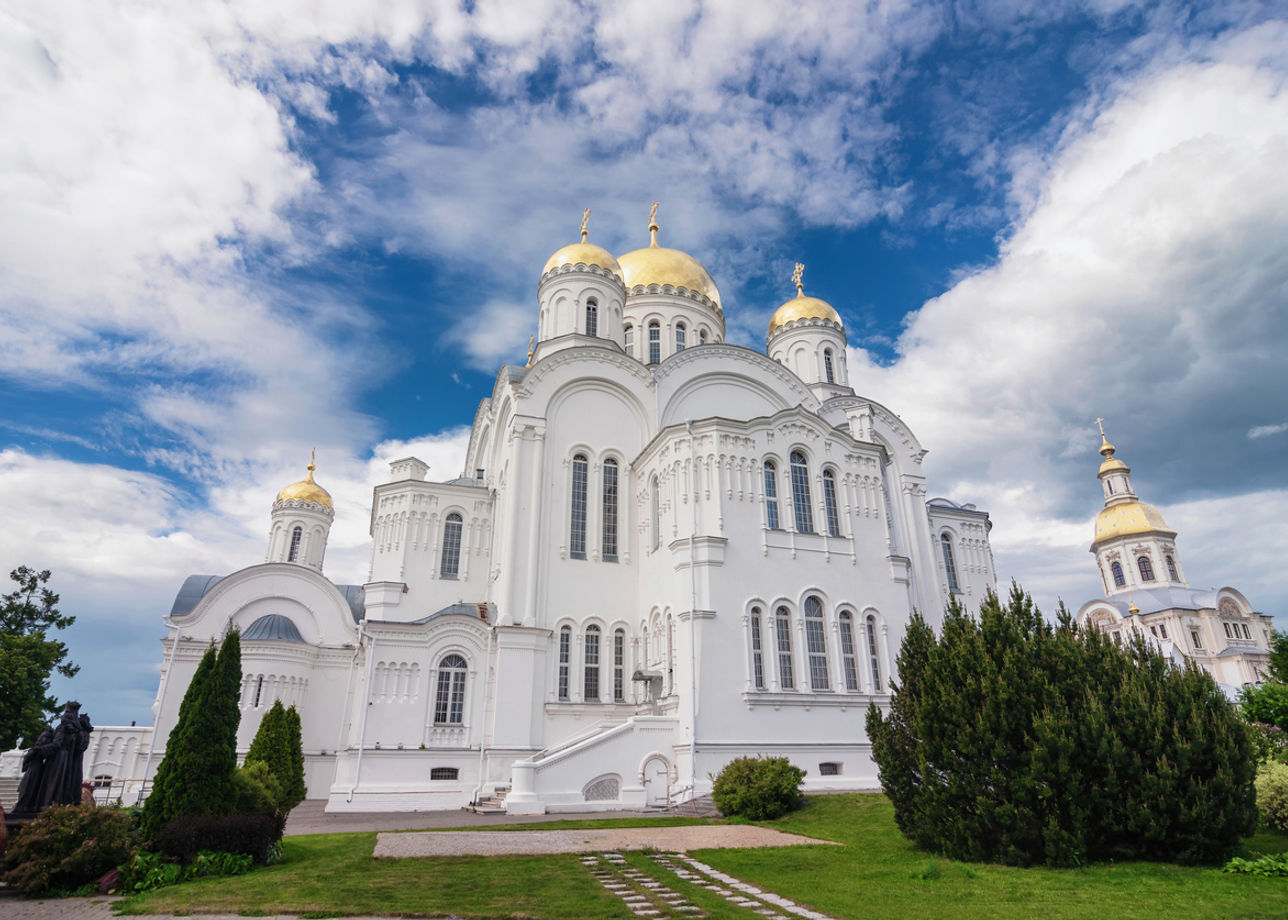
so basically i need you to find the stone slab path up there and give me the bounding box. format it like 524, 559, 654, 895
374, 824, 838, 857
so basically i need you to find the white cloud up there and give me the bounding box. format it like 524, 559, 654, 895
1249, 421, 1288, 439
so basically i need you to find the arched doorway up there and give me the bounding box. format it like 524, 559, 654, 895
642, 756, 670, 807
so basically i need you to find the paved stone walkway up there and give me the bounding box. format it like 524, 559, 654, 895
373, 824, 837, 857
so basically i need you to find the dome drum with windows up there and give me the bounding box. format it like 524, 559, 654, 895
275, 452, 334, 514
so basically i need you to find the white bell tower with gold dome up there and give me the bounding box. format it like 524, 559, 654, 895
767, 263, 849, 400
1090, 422, 1186, 597
267, 451, 334, 571
534, 209, 627, 363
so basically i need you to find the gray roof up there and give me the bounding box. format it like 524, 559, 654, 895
1101, 586, 1217, 617
406, 602, 495, 625
243, 614, 306, 643
169, 572, 365, 624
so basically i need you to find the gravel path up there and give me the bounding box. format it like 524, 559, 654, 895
373, 824, 837, 857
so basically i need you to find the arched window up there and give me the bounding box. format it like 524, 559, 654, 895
749, 607, 765, 690
675, 322, 686, 352
790, 451, 813, 533
624, 324, 634, 358
822, 470, 841, 537
838, 611, 859, 691
570, 454, 588, 559
699, 328, 708, 344
287, 526, 302, 562
1111, 561, 1125, 587
440, 513, 463, 579
804, 596, 830, 691
1166, 555, 1179, 581
823, 348, 835, 383
650, 475, 661, 551
585, 298, 598, 337
763, 461, 780, 529
775, 606, 795, 690
865, 615, 882, 692
433, 654, 467, 724
648, 321, 661, 364
602, 458, 619, 562
1137, 555, 1155, 582
613, 628, 626, 702
584, 625, 601, 702
941, 533, 959, 594
557, 626, 571, 701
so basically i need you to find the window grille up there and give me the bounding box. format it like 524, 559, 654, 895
433, 654, 467, 724
1137, 555, 1155, 582
602, 459, 619, 562
750, 607, 765, 690
804, 596, 829, 690
430, 767, 458, 781
775, 606, 795, 690
584, 625, 601, 702
288, 526, 302, 562
585, 299, 598, 337
1111, 561, 1125, 587
838, 611, 859, 691
570, 455, 588, 559
819, 762, 841, 776
790, 451, 813, 533
558, 626, 571, 700
613, 629, 626, 701
823, 470, 841, 537
440, 513, 463, 578
648, 322, 661, 363
675, 323, 686, 351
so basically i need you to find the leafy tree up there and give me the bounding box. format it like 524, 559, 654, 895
1267, 629, 1288, 685
0, 566, 78, 749
867, 582, 1257, 867
141, 632, 243, 841
244, 700, 306, 815
1241, 682, 1288, 732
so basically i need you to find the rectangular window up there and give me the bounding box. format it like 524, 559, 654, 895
1242, 623, 1252, 640
790, 452, 813, 533
570, 456, 588, 559
584, 628, 600, 702
602, 460, 619, 562
1190, 629, 1202, 650
558, 629, 570, 701
613, 631, 625, 702
1223, 622, 1233, 638
750, 612, 765, 690
763, 464, 780, 530
823, 472, 841, 537
866, 618, 882, 692
838, 616, 859, 691
648, 324, 661, 364
430, 767, 459, 781
776, 610, 795, 690
806, 616, 830, 691
624, 326, 634, 358
1159, 624, 1168, 640
818, 761, 841, 776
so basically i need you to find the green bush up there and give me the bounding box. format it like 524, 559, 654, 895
867, 584, 1257, 867
1242, 683, 1288, 733
157, 812, 280, 865
1248, 721, 1288, 765
119, 848, 253, 893
711, 756, 805, 820
1256, 759, 1288, 830
243, 700, 306, 816
1223, 852, 1288, 876
1, 804, 137, 897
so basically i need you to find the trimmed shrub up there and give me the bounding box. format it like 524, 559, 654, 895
2, 804, 136, 897
1256, 760, 1288, 831
712, 756, 805, 820
157, 812, 280, 865
867, 584, 1257, 867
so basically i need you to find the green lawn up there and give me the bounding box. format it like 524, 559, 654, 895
118, 794, 1288, 919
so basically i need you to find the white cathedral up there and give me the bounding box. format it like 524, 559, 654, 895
78, 211, 999, 813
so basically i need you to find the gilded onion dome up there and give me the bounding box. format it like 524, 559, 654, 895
276, 453, 333, 510
617, 204, 722, 310
541, 209, 624, 282
1094, 501, 1173, 543
768, 265, 842, 335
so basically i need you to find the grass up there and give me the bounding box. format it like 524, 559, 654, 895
118, 795, 1288, 919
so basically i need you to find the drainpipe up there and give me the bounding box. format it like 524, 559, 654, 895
136, 618, 182, 805
347, 623, 376, 803
470, 622, 496, 806
685, 420, 699, 803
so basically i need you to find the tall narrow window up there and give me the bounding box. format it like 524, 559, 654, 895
624, 324, 634, 358
749, 607, 766, 690
602, 459, 619, 562
865, 616, 882, 692
570, 454, 588, 559
823, 470, 841, 537
1137, 555, 1155, 582
804, 596, 830, 691
675, 322, 686, 352
941, 533, 959, 593
440, 513, 463, 579
699, 328, 708, 344
1166, 555, 1179, 581
1190, 629, 1202, 649
1111, 561, 1125, 587
838, 612, 859, 691
585, 298, 598, 337
287, 526, 302, 562
790, 451, 813, 533
648, 321, 661, 363
584, 625, 601, 702
558, 626, 571, 701
650, 475, 661, 551
613, 629, 626, 702
823, 349, 835, 383
763, 461, 780, 529
433, 654, 467, 724
775, 606, 795, 690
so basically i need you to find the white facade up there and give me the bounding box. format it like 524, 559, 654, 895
1076, 431, 1272, 689
87, 217, 996, 813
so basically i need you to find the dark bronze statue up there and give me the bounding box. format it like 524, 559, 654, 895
11, 701, 93, 818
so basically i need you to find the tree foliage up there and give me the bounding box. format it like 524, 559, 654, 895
867, 583, 1257, 867
244, 700, 306, 815
141, 632, 242, 841
1266, 629, 1288, 685
0, 566, 78, 749
1241, 682, 1288, 733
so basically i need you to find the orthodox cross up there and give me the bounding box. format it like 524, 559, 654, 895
1095, 417, 1106, 437
580, 208, 590, 242
792, 262, 805, 293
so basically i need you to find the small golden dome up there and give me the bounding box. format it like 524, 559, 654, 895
768, 292, 843, 335
276, 455, 332, 510
617, 205, 721, 310
1128, 600, 1140, 616
1094, 501, 1173, 544
541, 243, 624, 282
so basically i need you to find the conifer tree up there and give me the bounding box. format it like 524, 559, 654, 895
283, 705, 307, 808
244, 700, 306, 813
867, 583, 1257, 866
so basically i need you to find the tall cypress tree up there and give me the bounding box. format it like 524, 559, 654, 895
282, 705, 307, 809
244, 700, 306, 813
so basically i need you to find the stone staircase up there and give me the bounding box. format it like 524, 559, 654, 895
0, 777, 19, 812
465, 783, 510, 815
662, 792, 720, 817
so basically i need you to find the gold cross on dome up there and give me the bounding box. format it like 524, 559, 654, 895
792, 262, 805, 292
1095, 417, 1106, 437
648, 201, 659, 225
580, 208, 590, 242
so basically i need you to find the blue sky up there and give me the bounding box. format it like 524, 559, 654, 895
1, 1, 1286, 727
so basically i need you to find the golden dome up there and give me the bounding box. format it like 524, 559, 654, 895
541, 243, 624, 283
768, 292, 843, 335
617, 207, 721, 310
276, 454, 332, 510
1094, 501, 1174, 544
